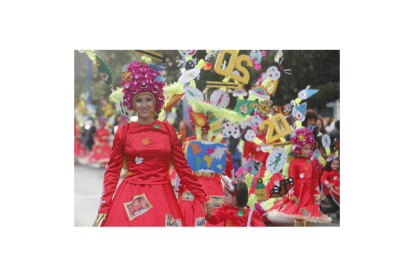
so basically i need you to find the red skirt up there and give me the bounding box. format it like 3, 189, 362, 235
74, 138, 88, 157
87, 143, 112, 163
102, 180, 186, 227
266, 194, 331, 223
179, 176, 224, 227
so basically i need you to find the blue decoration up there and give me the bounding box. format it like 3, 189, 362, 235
186, 141, 227, 173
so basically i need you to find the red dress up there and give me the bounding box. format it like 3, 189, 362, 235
206, 204, 265, 227
266, 157, 331, 223
98, 120, 209, 227
74, 126, 88, 157
87, 128, 112, 163
178, 136, 234, 227
242, 134, 268, 164
321, 170, 340, 204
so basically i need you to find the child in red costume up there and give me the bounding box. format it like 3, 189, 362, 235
320, 156, 340, 214
266, 127, 331, 226
205, 176, 265, 227
87, 117, 112, 164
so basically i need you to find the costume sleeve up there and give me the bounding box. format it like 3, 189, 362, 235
321, 171, 330, 186
312, 160, 320, 195
288, 160, 297, 196
206, 205, 226, 225
251, 210, 265, 227
98, 125, 125, 214
166, 123, 209, 204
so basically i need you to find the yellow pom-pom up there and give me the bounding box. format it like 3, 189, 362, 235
318, 155, 327, 166
196, 59, 205, 69
296, 121, 302, 128
295, 98, 302, 104
263, 171, 274, 186
213, 134, 223, 143
253, 137, 263, 146
247, 194, 258, 208
108, 87, 124, 103
261, 78, 270, 87
223, 76, 231, 82
141, 56, 152, 63
85, 50, 97, 62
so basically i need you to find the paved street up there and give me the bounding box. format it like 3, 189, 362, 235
74, 162, 339, 227
74, 159, 125, 227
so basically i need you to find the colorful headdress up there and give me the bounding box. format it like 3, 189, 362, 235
326, 153, 339, 162
291, 127, 315, 156
121, 61, 165, 112
221, 175, 238, 195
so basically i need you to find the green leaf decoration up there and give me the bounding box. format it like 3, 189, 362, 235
95, 55, 113, 86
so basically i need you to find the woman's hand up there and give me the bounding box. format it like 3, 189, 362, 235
93, 213, 107, 227
289, 195, 297, 202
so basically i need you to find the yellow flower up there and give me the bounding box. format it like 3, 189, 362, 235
122, 70, 132, 83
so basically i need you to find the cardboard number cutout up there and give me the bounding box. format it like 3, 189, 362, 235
214, 50, 252, 84
259, 113, 292, 144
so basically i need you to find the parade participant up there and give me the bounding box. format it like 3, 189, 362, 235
303, 109, 318, 127
316, 115, 327, 135
86, 116, 112, 165
74, 118, 88, 164
329, 120, 340, 153
177, 103, 234, 227
320, 155, 340, 214
205, 176, 265, 227
93, 61, 210, 227
266, 127, 331, 226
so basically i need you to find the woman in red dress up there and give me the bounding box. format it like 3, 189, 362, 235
266, 127, 331, 226
93, 61, 210, 227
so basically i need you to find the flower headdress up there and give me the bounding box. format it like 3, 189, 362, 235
291, 127, 315, 156
326, 153, 339, 163
121, 61, 166, 112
